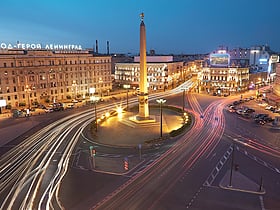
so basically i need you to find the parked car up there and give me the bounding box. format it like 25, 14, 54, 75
233, 101, 241, 105
65, 104, 74, 109
254, 113, 269, 119
265, 105, 274, 110
236, 109, 243, 115
45, 107, 54, 113
244, 108, 255, 113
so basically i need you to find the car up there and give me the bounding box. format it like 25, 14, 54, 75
45, 107, 54, 113
72, 99, 78, 103
242, 113, 251, 118
265, 105, 274, 110
236, 109, 243, 115
258, 120, 266, 125
233, 101, 241, 105
263, 116, 274, 123
244, 108, 255, 113
254, 113, 269, 119
65, 104, 74, 109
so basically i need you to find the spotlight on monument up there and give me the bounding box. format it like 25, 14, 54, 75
117, 106, 123, 119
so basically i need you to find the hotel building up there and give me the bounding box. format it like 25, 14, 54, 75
0, 49, 112, 108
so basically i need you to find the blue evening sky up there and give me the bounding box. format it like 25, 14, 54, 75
1, 0, 280, 54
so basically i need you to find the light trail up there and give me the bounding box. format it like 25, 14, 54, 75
0, 80, 194, 209
94, 88, 228, 209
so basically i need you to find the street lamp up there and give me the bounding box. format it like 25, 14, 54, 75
123, 84, 130, 111
229, 144, 235, 187
181, 87, 188, 112
156, 99, 166, 138
90, 96, 99, 132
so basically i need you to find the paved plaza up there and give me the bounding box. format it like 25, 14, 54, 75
89, 107, 184, 148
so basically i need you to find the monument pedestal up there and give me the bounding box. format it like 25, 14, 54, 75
129, 115, 156, 124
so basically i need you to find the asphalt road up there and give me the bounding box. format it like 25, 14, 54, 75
1, 84, 280, 209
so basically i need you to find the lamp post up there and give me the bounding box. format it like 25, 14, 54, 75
94, 101, 97, 132
123, 84, 130, 111
229, 144, 235, 187
181, 87, 188, 112
156, 99, 166, 138
90, 96, 98, 132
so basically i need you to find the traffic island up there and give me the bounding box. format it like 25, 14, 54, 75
89, 104, 192, 148
219, 170, 266, 194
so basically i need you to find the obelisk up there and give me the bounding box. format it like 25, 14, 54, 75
138, 13, 149, 119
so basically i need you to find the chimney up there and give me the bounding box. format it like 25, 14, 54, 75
95, 40, 98, 54
107, 41, 110, 55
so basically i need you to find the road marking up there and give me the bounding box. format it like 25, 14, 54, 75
241, 148, 280, 174
259, 196, 265, 210
204, 145, 232, 186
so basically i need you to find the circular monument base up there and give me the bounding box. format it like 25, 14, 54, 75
129, 115, 156, 124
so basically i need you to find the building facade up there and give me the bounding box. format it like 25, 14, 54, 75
199, 66, 249, 94
114, 56, 184, 91
198, 51, 249, 94
0, 49, 112, 108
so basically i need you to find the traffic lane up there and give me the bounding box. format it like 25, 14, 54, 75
224, 110, 280, 167
195, 146, 263, 210
156, 138, 260, 210
60, 168, 127, 210
92, 115, 225, 209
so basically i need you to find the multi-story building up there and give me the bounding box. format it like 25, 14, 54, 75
114, 56, 184, 91
0, 49, 112, 108
198, 50, 249, 94
272, 63, 280, 97
184, 59, 204, 76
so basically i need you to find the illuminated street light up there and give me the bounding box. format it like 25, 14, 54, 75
181, 87, 188, 112
90, 96, 99, 132
116, 106, 123, 119
156, 99, 166, 138
123, 84, 130, 111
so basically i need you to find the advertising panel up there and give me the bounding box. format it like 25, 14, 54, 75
210, 53, 230, 67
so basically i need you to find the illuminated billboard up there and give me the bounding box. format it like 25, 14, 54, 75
210, 53, 230, 67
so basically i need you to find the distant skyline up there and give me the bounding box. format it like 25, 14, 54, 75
1, 0, 280, 54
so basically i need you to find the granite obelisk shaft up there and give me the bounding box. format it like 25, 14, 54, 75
138, 13, 149, 119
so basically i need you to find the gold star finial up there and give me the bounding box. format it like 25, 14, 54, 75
140, 13, 144, 21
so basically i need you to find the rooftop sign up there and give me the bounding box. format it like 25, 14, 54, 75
210, 53, 230, 67
0, 42, 82, 51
